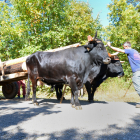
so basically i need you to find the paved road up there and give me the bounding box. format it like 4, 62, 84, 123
0, 98, 140, 140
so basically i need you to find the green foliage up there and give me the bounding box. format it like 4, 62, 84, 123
0, 2, 21, 60
0, 0, 102, 61
36, 84, 71, 98
127, 0, 140, 11
104, 0, 140, 78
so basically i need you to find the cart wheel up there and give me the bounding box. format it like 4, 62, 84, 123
2, 82, 19, 99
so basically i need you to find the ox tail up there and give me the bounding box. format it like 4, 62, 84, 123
25, 73, 31, 100
27, 74, 31, 94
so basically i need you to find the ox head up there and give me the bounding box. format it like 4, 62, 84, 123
106, 53, 124, 77
85, 31, 111, 65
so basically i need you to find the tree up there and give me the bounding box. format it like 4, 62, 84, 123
127, 0, 140, 12
0, 0, 102, 61
0, 1, 21, 60
127, 0, 140, 6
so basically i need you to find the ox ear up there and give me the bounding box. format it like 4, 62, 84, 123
108, 53, 111, 57
84, 44, 94, 52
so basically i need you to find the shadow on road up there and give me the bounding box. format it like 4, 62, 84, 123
127, 102, 137, 106
46, 115, 140, 140
0, 114, 140, 140
0, 99, 61, 139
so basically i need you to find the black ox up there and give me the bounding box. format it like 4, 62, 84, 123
55, 53, 124, 102
25, 32, 111, 109
85, 53, 124, 102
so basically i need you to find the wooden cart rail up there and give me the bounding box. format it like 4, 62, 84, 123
0, 72, 28, 85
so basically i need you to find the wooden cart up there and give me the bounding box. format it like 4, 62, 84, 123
0, 56, 28, 99
0, 43, 80, 99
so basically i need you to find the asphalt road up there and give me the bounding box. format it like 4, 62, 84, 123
0, 98, 140, 140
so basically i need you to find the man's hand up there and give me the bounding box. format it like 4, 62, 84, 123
107, 42, 111, 47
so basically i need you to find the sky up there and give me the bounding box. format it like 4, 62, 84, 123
80, 0, 112, 27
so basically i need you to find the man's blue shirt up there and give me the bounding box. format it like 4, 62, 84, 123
125, 49, 140, 73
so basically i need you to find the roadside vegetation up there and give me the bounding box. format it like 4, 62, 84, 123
0, 0, 140, 102
1, 77, 140, 102
34, 77, 140, 102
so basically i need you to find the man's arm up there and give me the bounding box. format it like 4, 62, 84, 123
109, 46, 125, 53
107, 42, 125, 53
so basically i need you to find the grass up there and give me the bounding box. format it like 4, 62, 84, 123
0, 77, 140, 103
93, 78, 140, 103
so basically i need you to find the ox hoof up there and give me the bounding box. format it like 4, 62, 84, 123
88, 100, 94, 103
71, 104, 75, 108
33, 102, 39, 106
25, 97, 30, 101
75, 106, 82, 110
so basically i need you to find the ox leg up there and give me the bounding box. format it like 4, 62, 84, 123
91, 86, 95, 101
25, 74, 31, 101
80, 88, 84, 98
85, 82, 92, 102
89, 83, 98, 102
91, 78, 105, 102
59, 84, 64, 100
55, 84, 63, 100
71, 90, 75, 108
55, 85, 60, 100
55, 85, 64, 100
31, 79, 38, 106
74, 90, 82, 110
69, 78, 82, 110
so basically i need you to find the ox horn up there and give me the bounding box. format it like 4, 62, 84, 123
120, 61, 125, 63
110, 52, 119, 56
88, 31, 97, 42
93, 31, 97, 39
87, 31, 97, 42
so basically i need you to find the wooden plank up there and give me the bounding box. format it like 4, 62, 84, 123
4, 56, 28, 67
0, 62, 27, 76
0, 72, 28, 82
46, 43, 81, 52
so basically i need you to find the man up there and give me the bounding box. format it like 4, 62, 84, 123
107, 41, 140, 108
17, 80, 26, 99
